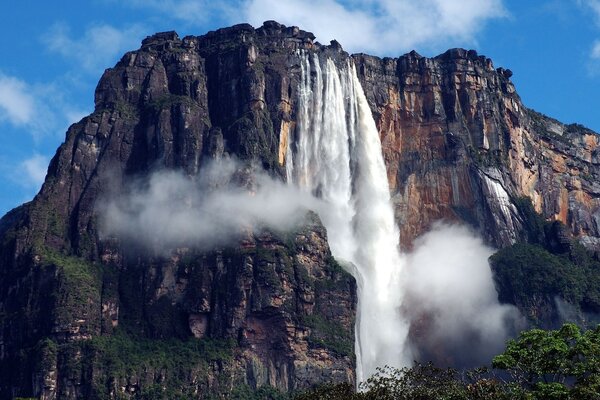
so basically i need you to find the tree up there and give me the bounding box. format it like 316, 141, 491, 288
492, 323, 600, 399
294, 324, 600, 399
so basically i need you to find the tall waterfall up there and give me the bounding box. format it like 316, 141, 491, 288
287, 52, 411, 382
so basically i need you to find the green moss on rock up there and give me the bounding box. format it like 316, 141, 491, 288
302, 314, 353, 358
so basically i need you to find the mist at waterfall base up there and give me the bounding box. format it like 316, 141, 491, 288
403, 223, 522, 368
98, 52, 522, 382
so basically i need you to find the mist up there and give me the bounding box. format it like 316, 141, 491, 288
403, 223, 523, 367
98, 158, 321, 251
98, 158, 523, 369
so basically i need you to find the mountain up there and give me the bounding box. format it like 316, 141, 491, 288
0, 21, 599, 399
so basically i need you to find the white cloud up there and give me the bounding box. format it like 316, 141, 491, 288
0, 74, 35, 126
241, 0, 507, 55
112, 0, 505, 55
0, 73, 87, 139
113, 0, 235, 26
580, 1, 600, 71
19, 153, 50, 189
581, 0, 600, 23
43, 23, 147, 73
98, 158, 321, 252
0, 23, 140, 137
592, 40, 600, 59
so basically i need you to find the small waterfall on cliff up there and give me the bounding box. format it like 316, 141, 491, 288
287, 52, 411, 382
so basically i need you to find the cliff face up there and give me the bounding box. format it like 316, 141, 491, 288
0, 21, 599, 399
353, 50, 600, 250
0, 24, 356, 399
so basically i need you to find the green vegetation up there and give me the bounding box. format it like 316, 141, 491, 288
36, 332, 236, 399
145, 94, 197, 113
492, 243, 586, 307
528, 109, 572, 145
40, 248, 103, 328
469, 146, 505, 168
512, 196, 547, 244
565, 122, 596, 136
88, 330, 235, 376
35, 337, 59, 372
302, 314, 353, 358
41, 248, 101, 292
113, 100, 139, 119
223, 385, 288, 400
228, 109, 279, 169
490, 198, 600, 321
294, 323, 600, 400
492, 323, 600, 399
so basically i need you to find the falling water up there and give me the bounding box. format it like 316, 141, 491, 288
287, 52, 411, 382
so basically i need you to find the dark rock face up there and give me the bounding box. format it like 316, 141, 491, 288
0, 21, 599, 398
0, 24, 356, 399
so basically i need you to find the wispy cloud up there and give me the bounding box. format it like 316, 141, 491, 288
19, 153, 50, 189
0, 72, 86, 139
42, 23, 147, 73
582, 0, 600, 23
579, 0, 600, 73
592, 40, 600, 59
110, 0, 235, 26
0, 74, 35, 126
241, 0, 507, 55
0, 23, 137, 137
110, 0, 506, 55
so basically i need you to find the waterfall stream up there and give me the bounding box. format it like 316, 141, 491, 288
287, 52, 411, 382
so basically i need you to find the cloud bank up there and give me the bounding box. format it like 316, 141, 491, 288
115, 0, 506, 55
242, 0, 506, 54
98, 159, 321, 251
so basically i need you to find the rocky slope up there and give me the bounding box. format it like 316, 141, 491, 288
0, 21, 599, 399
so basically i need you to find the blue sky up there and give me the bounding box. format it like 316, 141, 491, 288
1, 0, 600, 217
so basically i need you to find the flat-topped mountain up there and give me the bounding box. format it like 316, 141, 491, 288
0, 21, 598, 399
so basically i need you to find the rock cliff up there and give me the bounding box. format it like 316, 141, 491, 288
0, 21, 599, 399
0, 23, 357, 399
353, 50, 600, 250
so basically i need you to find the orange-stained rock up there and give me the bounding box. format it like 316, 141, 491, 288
354, 50, 600, 250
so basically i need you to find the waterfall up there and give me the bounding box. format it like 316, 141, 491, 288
287, 52, 411, 382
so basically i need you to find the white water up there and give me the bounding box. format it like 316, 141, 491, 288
287, 52, 411, 382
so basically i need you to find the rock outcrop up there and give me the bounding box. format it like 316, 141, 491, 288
0, 21, 599, 399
